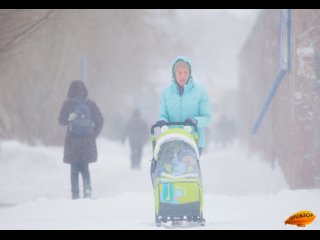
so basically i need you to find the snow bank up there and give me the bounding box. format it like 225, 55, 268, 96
0, 139, 319, 229
0, 138, 288, 205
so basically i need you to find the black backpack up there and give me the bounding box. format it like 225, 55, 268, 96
68, 100, 94, 135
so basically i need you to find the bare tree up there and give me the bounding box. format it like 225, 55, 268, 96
0, 9, 54, 55
0, 10, 179, 144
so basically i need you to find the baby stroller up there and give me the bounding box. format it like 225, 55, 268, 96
150, 121, 205, 227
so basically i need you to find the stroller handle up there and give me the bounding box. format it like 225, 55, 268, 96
151, 121, 198, 136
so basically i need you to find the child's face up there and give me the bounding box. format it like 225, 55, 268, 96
175, 67, 190, 87
182, 155, 194, 165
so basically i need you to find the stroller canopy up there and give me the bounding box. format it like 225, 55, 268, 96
154, 139, 200, 179
154, 128, 199, 161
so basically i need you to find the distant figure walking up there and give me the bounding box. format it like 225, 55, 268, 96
216, 115, 236, 149
59, 80, 104, 200
122, 109, 149, 170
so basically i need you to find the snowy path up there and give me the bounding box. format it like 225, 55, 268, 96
0, 139, 319, 229
0, 191, 319, 229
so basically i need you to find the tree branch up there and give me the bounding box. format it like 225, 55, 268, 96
0, 10, 54, 54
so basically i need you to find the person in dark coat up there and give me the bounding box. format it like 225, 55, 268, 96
122, 109, 149, 170
59, 80, 104, 199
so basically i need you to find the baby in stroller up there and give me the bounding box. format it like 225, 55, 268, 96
162, 148, 198, 177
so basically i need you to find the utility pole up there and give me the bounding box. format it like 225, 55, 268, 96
81, 56, 88, 84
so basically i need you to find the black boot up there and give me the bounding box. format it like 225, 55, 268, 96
72, 192, 80, 200
84, 186, 92, 199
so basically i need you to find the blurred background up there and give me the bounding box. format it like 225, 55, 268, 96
0, 9, 319, 193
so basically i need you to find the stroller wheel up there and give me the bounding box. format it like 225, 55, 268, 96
200, 218, 206, 226
199, 214, 206, 226
155, 213, 161, 227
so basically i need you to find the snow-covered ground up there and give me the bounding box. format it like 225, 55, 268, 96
0, 139, 319, 229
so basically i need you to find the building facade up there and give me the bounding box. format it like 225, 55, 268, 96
238, 9, 320, 188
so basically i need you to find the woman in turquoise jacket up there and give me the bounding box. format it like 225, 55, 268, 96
157, 56, 212, 155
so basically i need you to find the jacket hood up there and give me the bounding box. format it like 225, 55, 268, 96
67, 80, 88, 99
171, 56, 194, 91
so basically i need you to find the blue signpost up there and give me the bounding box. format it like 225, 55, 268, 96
81, 56, 88, 84
252, 9, 291, 134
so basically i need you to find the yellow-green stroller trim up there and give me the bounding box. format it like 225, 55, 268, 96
150, 121, 205, 227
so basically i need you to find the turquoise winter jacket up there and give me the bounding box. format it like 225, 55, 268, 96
159, 56, 212, 148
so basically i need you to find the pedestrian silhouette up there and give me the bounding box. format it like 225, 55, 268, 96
59, 80, 104, 199
122, 109, 149, 169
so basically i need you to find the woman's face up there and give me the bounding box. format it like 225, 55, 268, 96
175, 67, 190, 87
